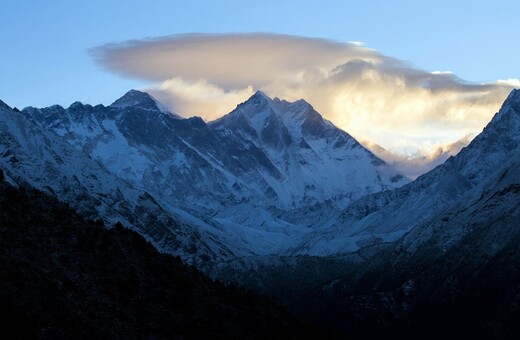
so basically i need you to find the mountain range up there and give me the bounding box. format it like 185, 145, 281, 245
214, 89, 520, 337
4, 89, 408, 265
1, 88, 520, 337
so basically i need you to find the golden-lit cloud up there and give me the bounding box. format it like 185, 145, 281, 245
363, 134, 474, 179
150, 78, 254, 120
91, 33, 517, 175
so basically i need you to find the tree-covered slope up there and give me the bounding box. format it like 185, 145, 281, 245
0, 177, 327, 339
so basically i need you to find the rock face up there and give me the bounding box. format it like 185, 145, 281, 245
16, 89, 407, 259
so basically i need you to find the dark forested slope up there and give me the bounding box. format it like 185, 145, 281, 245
0, 177, 326, 339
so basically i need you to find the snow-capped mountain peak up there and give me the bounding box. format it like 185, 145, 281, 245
213, 92, 320, 139
209, 91, 408, 206
234, 90, 276, 118
251, 89, 270, 101
110, 89, 180, 118
235, 91, 317, 122
69, 101, 88, 109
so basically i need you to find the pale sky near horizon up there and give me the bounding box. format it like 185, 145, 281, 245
1, 1, 519, 177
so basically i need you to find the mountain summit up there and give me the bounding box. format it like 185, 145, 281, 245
110, 89, 180, 117
211, 91, 409, 208
212, 90, 325, 136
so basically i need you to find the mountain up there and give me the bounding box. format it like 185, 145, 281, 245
294, 123, 520, 337
214, 89, 520, 338
110, 89, 181, 118
0, 179, 327, 339
210, 91, 408, 209
0, 100, 234, 265
288, 89, 520, 255
20, 89, 408, 259
2, 85, 520, 337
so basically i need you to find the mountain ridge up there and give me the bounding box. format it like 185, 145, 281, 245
6, 87, 519, 263
285, 87, 520, 256
15, 89, 409, 260
0, 101, 236, 265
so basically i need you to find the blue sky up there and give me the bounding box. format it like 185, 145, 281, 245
2, 0, 518, 108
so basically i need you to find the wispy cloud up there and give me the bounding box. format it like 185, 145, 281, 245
91, 33, 517, 175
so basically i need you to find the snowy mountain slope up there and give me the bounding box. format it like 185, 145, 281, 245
23, 92, 255, 212
22, 90, 408, 257
293, 89, 520, 255
3, 84, 519, 286
398, 146, 520, 257
210, 91, 408, 209
397, 89, 520, 253
249, 151, 520, 338
296, 138, 520, 338
0, 100, 236, 264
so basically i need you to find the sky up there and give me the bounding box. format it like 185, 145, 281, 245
1, 1, 519, 177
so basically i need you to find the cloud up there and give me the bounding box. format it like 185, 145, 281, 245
91, 33, 517, 176
149, 78, 254, 120
91, 33, 379, 89
498, 78, 520, 87
363, 134, 474, 179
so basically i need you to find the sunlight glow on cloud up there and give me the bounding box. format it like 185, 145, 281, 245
150, 78, 254, 120
91, 33, 516, 176
363, 134, 474, 179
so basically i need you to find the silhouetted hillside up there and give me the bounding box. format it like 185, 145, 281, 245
0, 178, 328, 339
